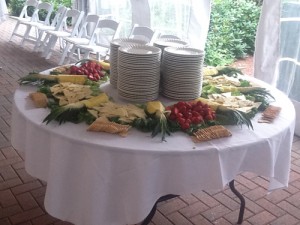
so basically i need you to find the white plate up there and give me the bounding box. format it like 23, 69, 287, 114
164, 47, 204, 56
154, 38, 189, 48
119, 45, 162, 55
111, 38, 148, 47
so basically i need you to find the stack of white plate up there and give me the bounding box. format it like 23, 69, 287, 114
118, 45, 162, 102
110, 38, 147, 88
161, 47, 205, 100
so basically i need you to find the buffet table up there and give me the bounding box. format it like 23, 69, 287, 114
11, 78, 295, 225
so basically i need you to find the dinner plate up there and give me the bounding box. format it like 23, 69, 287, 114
164, 47, 204, 56
119, 45, 162, 55
111, 38, 148, 47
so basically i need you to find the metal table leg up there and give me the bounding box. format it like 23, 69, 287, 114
229, 180, 245, 224
141, 194, 179, 225
141, 180, 245, 225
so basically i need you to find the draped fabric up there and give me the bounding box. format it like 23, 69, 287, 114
72, 0, 88, 13
0, 0, 8, 23
254, 0, 281, 86
254, 0, 300, 135
81, 0, 211, 50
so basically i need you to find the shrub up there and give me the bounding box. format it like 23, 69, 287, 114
204, 0, 261, 66
9, 0, 33, 16
9, 0, 72, 20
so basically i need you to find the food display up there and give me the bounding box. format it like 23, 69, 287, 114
52, 59, 110, 82
19, 58, 277, 142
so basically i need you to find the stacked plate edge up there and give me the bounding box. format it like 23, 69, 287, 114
109, 38, 148, 88
117, 45, 162, 103
154, 38, 189, 56
161, 47, 205, 100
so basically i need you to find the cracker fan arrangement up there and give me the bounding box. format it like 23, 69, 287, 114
19, 48, 280, 142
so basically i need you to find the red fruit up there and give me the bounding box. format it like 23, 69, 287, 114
99, 71, 105, 77
95, 64, 102, 70
77, 69, 84, 75
194, 115, 204, 124
172, 107, 179, 115
90, 61, 96, 69
185, 118, 191, 124
183, 111, 192, 119
196, 101, 203, 106
70, 65, 78, 73
179, 105, 186, 113
169, 113, 176, 120
181, 122, 190, 130
176, 101, 185, 108
192, 111, 200, 117
177, 117, 185, 125
193, 106, 202, 113
165, 106, 172, 111
205, 114, 213, 120
185, 102, 192, 109
191, 117, 198, 124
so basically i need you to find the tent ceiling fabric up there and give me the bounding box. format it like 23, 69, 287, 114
75, 0, 211, 50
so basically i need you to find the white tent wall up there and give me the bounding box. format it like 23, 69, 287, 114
254, 0, 300, 136
78, 0, 211, 50
131, 0, 150, 27
254, 0, 281, 86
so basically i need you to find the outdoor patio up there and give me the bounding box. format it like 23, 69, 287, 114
1, 18, 300, 225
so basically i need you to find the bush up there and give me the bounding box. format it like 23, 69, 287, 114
9, 0, 72, 20
9, 0, 33, 16
204, 0, 261, 66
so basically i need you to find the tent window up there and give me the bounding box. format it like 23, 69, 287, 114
93, 0, 132, 37
148, 0, 191, 39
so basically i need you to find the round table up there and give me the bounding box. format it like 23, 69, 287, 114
11, 79, 295, 225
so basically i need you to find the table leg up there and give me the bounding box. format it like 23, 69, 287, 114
229, 180, 245, 224
141, 181, 245, 225
141, 194, 179, 225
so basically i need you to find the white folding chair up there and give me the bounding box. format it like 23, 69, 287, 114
33, 5, 68, 52
129, 24, 160, 45
9, 0, 39, 42
19, 2, 53, 47
41, 9, 85, 60
66, 19, 121, 63
58, 14, 101, 65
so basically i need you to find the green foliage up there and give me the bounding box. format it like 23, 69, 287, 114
205, 0, 261, 66
9, 0, 72, 19
9, 0, 33, 16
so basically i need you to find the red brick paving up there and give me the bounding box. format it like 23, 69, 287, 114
1, 18, 300, 225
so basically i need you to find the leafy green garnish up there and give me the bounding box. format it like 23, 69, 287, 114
201, 85, 221, 98
239, 79, 251, 87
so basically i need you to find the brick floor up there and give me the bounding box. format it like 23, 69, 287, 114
1, 18, 300, 225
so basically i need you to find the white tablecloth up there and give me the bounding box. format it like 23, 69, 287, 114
11, 79, 295, 225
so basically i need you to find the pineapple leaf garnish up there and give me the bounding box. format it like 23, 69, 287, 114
43, 102, 85, 124
216, 108, 253, 130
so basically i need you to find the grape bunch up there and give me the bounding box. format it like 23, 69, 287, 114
167, 101, 216, 130
69, 61, 106, 81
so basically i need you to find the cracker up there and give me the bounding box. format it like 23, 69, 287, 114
259, 105, 281, 123
29, 92, 48, 108
192, 125, 232, 143
87, 117, 131, 137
